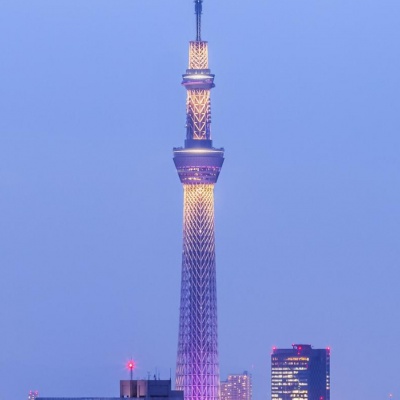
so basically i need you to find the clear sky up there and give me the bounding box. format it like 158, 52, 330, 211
0, 1, 399, 399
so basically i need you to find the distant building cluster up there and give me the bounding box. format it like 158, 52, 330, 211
33, 347, 331, 400
219, 345, 330, 400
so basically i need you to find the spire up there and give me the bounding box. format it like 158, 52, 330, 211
195, 0, 202, 41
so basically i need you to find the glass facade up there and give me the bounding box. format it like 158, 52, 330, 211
271, 344, 330, 400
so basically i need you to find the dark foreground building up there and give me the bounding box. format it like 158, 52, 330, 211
120, 379, 183, 400
37, 379, 183, 400
271, 344, 330, 400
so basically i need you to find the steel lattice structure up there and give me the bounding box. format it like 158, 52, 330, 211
173, 2, 224, 400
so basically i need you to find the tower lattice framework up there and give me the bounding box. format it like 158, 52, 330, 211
173, 2, 224, 400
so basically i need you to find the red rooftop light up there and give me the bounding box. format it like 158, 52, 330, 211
127, 360, 136, 371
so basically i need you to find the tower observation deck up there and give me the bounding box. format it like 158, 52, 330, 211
173, 2, 223, 400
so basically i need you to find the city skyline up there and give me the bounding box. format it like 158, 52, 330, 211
1, 1, 399, 400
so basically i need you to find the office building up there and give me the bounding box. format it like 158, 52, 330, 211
271, 344, 330, 400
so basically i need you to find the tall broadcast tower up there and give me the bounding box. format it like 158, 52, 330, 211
173, 2, 223, 400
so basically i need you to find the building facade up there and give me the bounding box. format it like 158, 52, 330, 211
174, 2, 224, 400
220, 372, 252, 400
271, 344, 330, 400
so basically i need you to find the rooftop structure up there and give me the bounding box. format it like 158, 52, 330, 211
120, 380, 183, 399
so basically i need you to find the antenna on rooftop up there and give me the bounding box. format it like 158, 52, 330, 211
127, 359, 135, 397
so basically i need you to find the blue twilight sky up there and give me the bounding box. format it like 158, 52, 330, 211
0, 1, 399, 399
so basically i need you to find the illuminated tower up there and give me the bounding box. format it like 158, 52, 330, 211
173, 2, 223, 400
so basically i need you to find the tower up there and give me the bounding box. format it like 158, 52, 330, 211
271, 344, 331, 400
173, 2, 223, 400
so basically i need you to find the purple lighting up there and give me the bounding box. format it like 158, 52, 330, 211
173, 2, 223, 400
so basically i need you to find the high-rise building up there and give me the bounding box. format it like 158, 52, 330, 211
271, 344, 330, 400
220, 372, 252, 400
173, 2, 224, 400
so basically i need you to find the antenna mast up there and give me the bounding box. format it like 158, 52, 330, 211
195, 0, 202, 41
